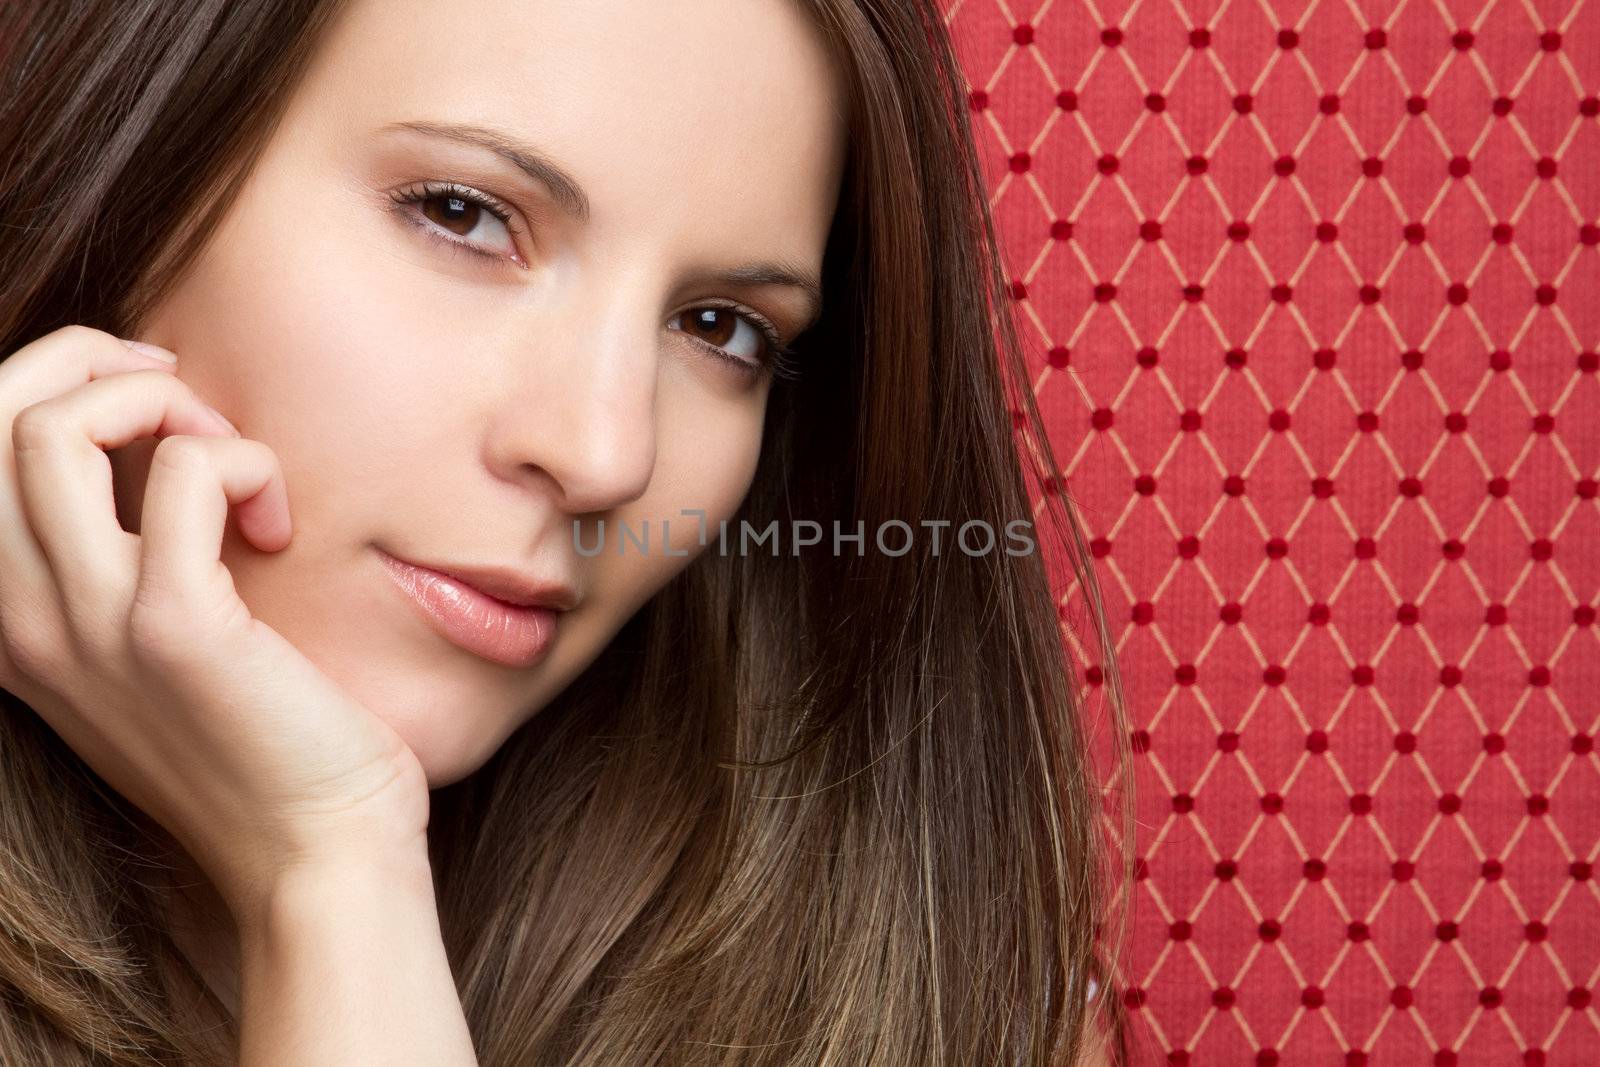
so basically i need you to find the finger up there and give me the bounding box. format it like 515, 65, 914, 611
0, 326, 182, 572
11, 369, 239, 613
137, 434, 290, 619
0, 326, 181, 420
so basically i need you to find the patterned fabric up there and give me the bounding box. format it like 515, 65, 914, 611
946, 2, 1600, 1063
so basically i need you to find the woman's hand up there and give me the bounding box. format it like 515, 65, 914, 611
0, 325, 430, 922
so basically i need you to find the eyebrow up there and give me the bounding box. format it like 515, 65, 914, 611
378, 118, 826, 330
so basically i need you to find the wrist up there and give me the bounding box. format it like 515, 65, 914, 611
232, 837, 437, 945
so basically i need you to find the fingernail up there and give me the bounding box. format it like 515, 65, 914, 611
122, 339, 178, 363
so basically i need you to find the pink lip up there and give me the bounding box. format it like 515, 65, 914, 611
378, 550, 561, 668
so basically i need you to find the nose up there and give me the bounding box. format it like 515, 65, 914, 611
482, 295, 658, 516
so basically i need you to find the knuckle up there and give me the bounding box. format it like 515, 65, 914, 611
11, 400, 69, 454
125, 591, 190, 663
0, 612, 64, 684
148, 434, 213, 476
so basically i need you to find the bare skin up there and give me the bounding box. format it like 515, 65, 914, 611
1, 0, 846, 1058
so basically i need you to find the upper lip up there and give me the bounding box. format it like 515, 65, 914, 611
385, 550, 579, 611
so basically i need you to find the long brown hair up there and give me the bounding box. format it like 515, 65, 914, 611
0, 1, 1131, 1063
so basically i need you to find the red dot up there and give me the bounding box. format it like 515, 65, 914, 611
1009, 152, 1031, 174
968, 89, 989, 111
1394, 731, 1416, 753
1274, 156, 1296, 177
1448, 282, 1470, 304
1177, 535, 1200, 558
1484, 733, 1506, 754
1228, 221, 1250, 240
1172, 793, 1194, 814
1569, 988, 1591, 1010
1397, 603, 1419, 625
1483, 858, 1504, 880
1211, 986, 1235, 1009
1218, 731, 1239, 752
1493, 96, 1514, 116
1320, 94, 1340, 115
1480, 987, 1502, 1009
1225, 347, 1247, 369
1221, 602, 1243, 624
1349, 920, 1369, 941
1309, 603, 1330, 625
1130, 729, 1151, 753
1190, 28, 1211, 48
1170, 919, 1192, 940
1145, 93, 1165, 112
1366, 28, 1387, 48
1453, 30, 1474, 49
1050, 219, 1073, 240
1439, 794, 1461, 815
1355, 537, 1377, 559
1353, 665, 1375, 686
1301, 987, 1324, 1009
1490, 349, 1512, 371
1186, 155, 1208, 176
1101, 26, 1123, 47
1350, 793, 1372, 815
1091, 407, 1114, 431
1175, 663, 1197, 685
1261, 793, 1284, 814
1437, 920, 1459, 941
1215, 859, 1237, 881
1056, 90, 1078, 111
1234, 94, 1253, 114
1446, 412, 1468, 433
1540, 31, 1561, 50
1440, 665, 1462, 687
1317, 222, 1339, 242
1094, 282, 1117, 302
1047, 346, 1070, 368
1392, 986, 1414, 1008
1134, 474, 1156, 496
1532, 539, 1553, 561
1012, 23, 1035, 45
1259, 919, 1281, 941
1258, 1051, 1279, 1067
1262, 664, 1285, 686
1137, 346, 1159, 369
1486, 604, 1507, 625
1223, 475, 1245, 496
1131, 601, 1153, 624
1362, 158, 1383, 178
1527, 794, 1549, 816
1526, 921, 1547, 941
1278, 28, 1299, 48
1097, 154, 1119, 175
1404, 222, 1426, 243
1450, 156, 1472, 178
1572, 861, 1592, 881
1574, 734, 1594, 754
1306, 730, 1328, 753
1403, 348, 1425, 370
1394, 859, 1415, 880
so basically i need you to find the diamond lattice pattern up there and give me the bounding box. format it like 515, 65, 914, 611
946, 1, 1600, 1063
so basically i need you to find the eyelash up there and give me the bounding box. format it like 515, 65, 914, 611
388, 180, 802, 382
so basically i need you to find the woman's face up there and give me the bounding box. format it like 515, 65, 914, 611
111, 0, 847, 786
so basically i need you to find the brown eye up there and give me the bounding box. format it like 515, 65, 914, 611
422, 193, 482, 237
668, 307, 768, 368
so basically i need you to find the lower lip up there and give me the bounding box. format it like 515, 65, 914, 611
378, 550, 560, 668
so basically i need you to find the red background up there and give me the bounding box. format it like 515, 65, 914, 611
945, 2, 1600, 1063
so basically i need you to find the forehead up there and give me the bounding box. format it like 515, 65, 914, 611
296, 0, 848, 244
